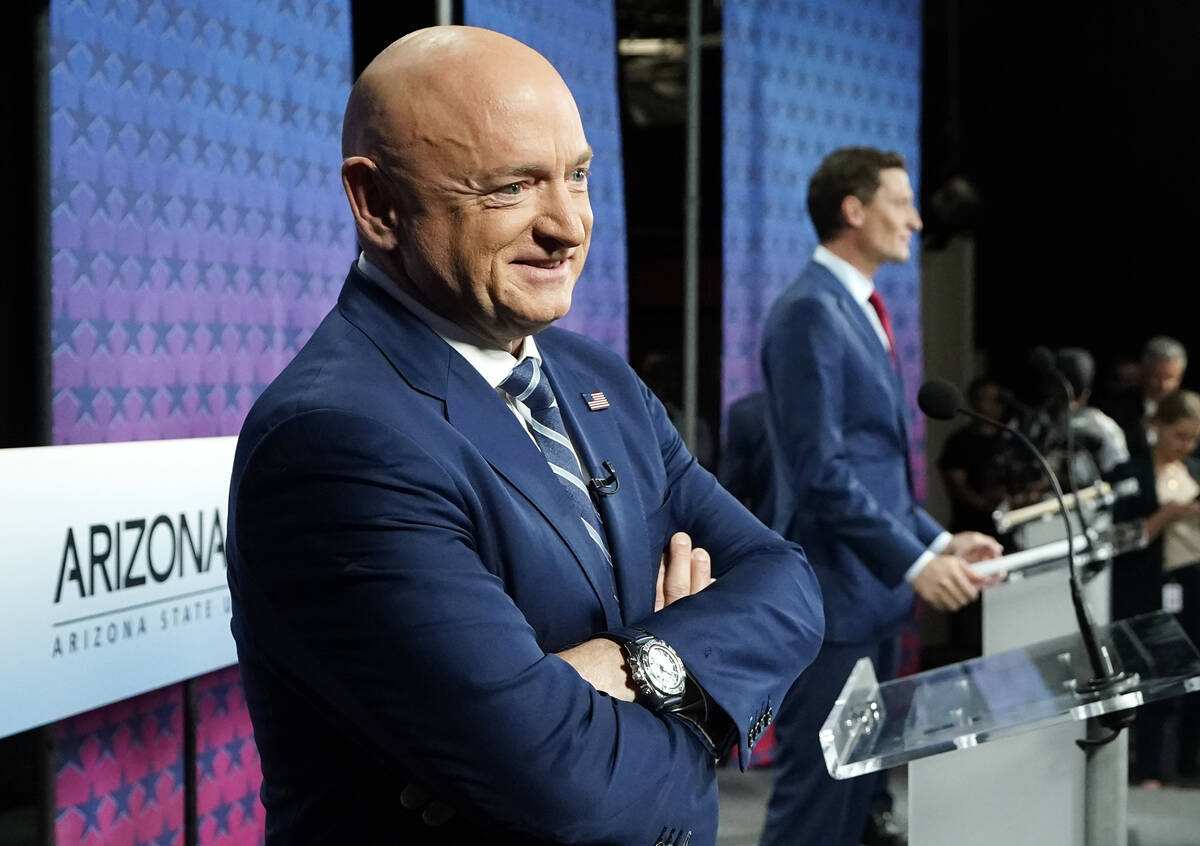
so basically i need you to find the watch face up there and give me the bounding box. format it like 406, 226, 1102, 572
642, 642, 686, 695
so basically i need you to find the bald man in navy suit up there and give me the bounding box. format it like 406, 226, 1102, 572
227, 27, 823, 845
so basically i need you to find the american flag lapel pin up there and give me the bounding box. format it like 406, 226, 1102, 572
582, 390, 610, 411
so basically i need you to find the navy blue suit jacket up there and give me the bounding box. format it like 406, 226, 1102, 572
228, 268, 823, 844
761, 260, 942, 644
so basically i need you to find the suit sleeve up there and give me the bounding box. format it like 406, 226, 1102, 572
762, 294, 939, 586
232, 408, 760, 844
630, 380, 825, 770
912, 504, 946, 547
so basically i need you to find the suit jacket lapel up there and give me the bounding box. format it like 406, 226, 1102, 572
829, 275, 917, 490
811, 268, 907, 435
541, 348, 656, 624
445, 358, 622, 628
337, 269, 622, 628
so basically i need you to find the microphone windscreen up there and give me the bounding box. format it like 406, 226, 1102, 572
1029, 345, 1057, 375
917, 379, 963, 420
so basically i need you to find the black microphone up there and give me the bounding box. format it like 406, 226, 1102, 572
918, 379, 1137, 728
588, 460, 619, 496
916, 379, 961, 421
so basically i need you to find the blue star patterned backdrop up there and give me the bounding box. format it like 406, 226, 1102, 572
48, 1, 355, 842
49, 0, 355, 445
464, 0, 628, 356
54, 687, 185, 846
193, 667, 265, 846
722, 0, 927, 496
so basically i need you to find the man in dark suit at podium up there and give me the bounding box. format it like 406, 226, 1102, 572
759, 147, 1001, 846
226, 25, 824, 845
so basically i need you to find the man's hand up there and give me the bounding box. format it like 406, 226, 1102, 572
558, 532, 715, 700
558, 532, 715, 699
556, 638, 636, 702
656, 531, 715, 611
912, 554, 988, 611
944, 531, 1003, 563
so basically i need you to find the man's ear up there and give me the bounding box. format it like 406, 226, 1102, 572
342, 157, 401, 251
840, 194, 865, 229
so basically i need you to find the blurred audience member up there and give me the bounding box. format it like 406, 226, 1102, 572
1111, 389, 1200, 785
1055, 347, 1129, 486
1102, 337, 1188, 456
638, 351, 715, 469
719, 391, 774, 525
1099, 358, 1141, 405
937, 377, 1010, 659
938, 377, 1008, 535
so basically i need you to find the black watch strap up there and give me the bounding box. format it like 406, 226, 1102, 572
597, 628, 736, 757
597, 626, 685, 712
597, 626, 654, 648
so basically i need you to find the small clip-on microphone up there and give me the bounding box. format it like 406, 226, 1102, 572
588, 460, 619, 496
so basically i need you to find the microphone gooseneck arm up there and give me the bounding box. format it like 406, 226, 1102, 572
1037, 360, 1102, 564
955, 406, 1111, 686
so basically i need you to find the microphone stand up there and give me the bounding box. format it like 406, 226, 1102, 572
1040, 367, 1103, 575
955, 406, 1138, 736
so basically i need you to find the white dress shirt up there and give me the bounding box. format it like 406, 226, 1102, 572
355, 253, 586, 471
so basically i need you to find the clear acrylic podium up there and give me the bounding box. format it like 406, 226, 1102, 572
822, 612, 1200, 845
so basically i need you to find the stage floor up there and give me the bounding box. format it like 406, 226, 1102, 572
716, 766, 1200, 846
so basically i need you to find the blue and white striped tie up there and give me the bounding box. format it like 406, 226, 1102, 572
500, 357, 611, 564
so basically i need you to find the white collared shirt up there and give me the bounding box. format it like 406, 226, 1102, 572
355, 253, 585, 467
810, 246, 951, 581
812, 245, 892, 353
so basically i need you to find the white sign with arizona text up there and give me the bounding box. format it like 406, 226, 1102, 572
0, 437, 239, 738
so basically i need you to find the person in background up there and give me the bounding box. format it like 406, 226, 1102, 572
719, 391, 774, 525
1102, 336, 1188, 456
937, 376, 1011, 659
1054, 347, 1129, 486
639, 350, 716, 470
939, 376, 1009, 535
759, 146, 1002, 846
1110, 389, 1200, 786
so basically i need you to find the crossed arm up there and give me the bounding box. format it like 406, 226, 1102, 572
232, 405, 821, 844
558, 531, 715, 700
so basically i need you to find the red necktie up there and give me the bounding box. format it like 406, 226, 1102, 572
867, 290, 897, 363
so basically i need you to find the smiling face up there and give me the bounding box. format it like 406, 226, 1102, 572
854, 167, 923, 266
394, 82, 593, 350
341, 28, 593, 353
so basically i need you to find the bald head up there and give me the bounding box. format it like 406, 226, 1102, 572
343, 27, 574, 168
339, 27, 594, 353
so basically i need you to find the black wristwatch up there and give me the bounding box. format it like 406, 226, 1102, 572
598, 626, 687, 712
